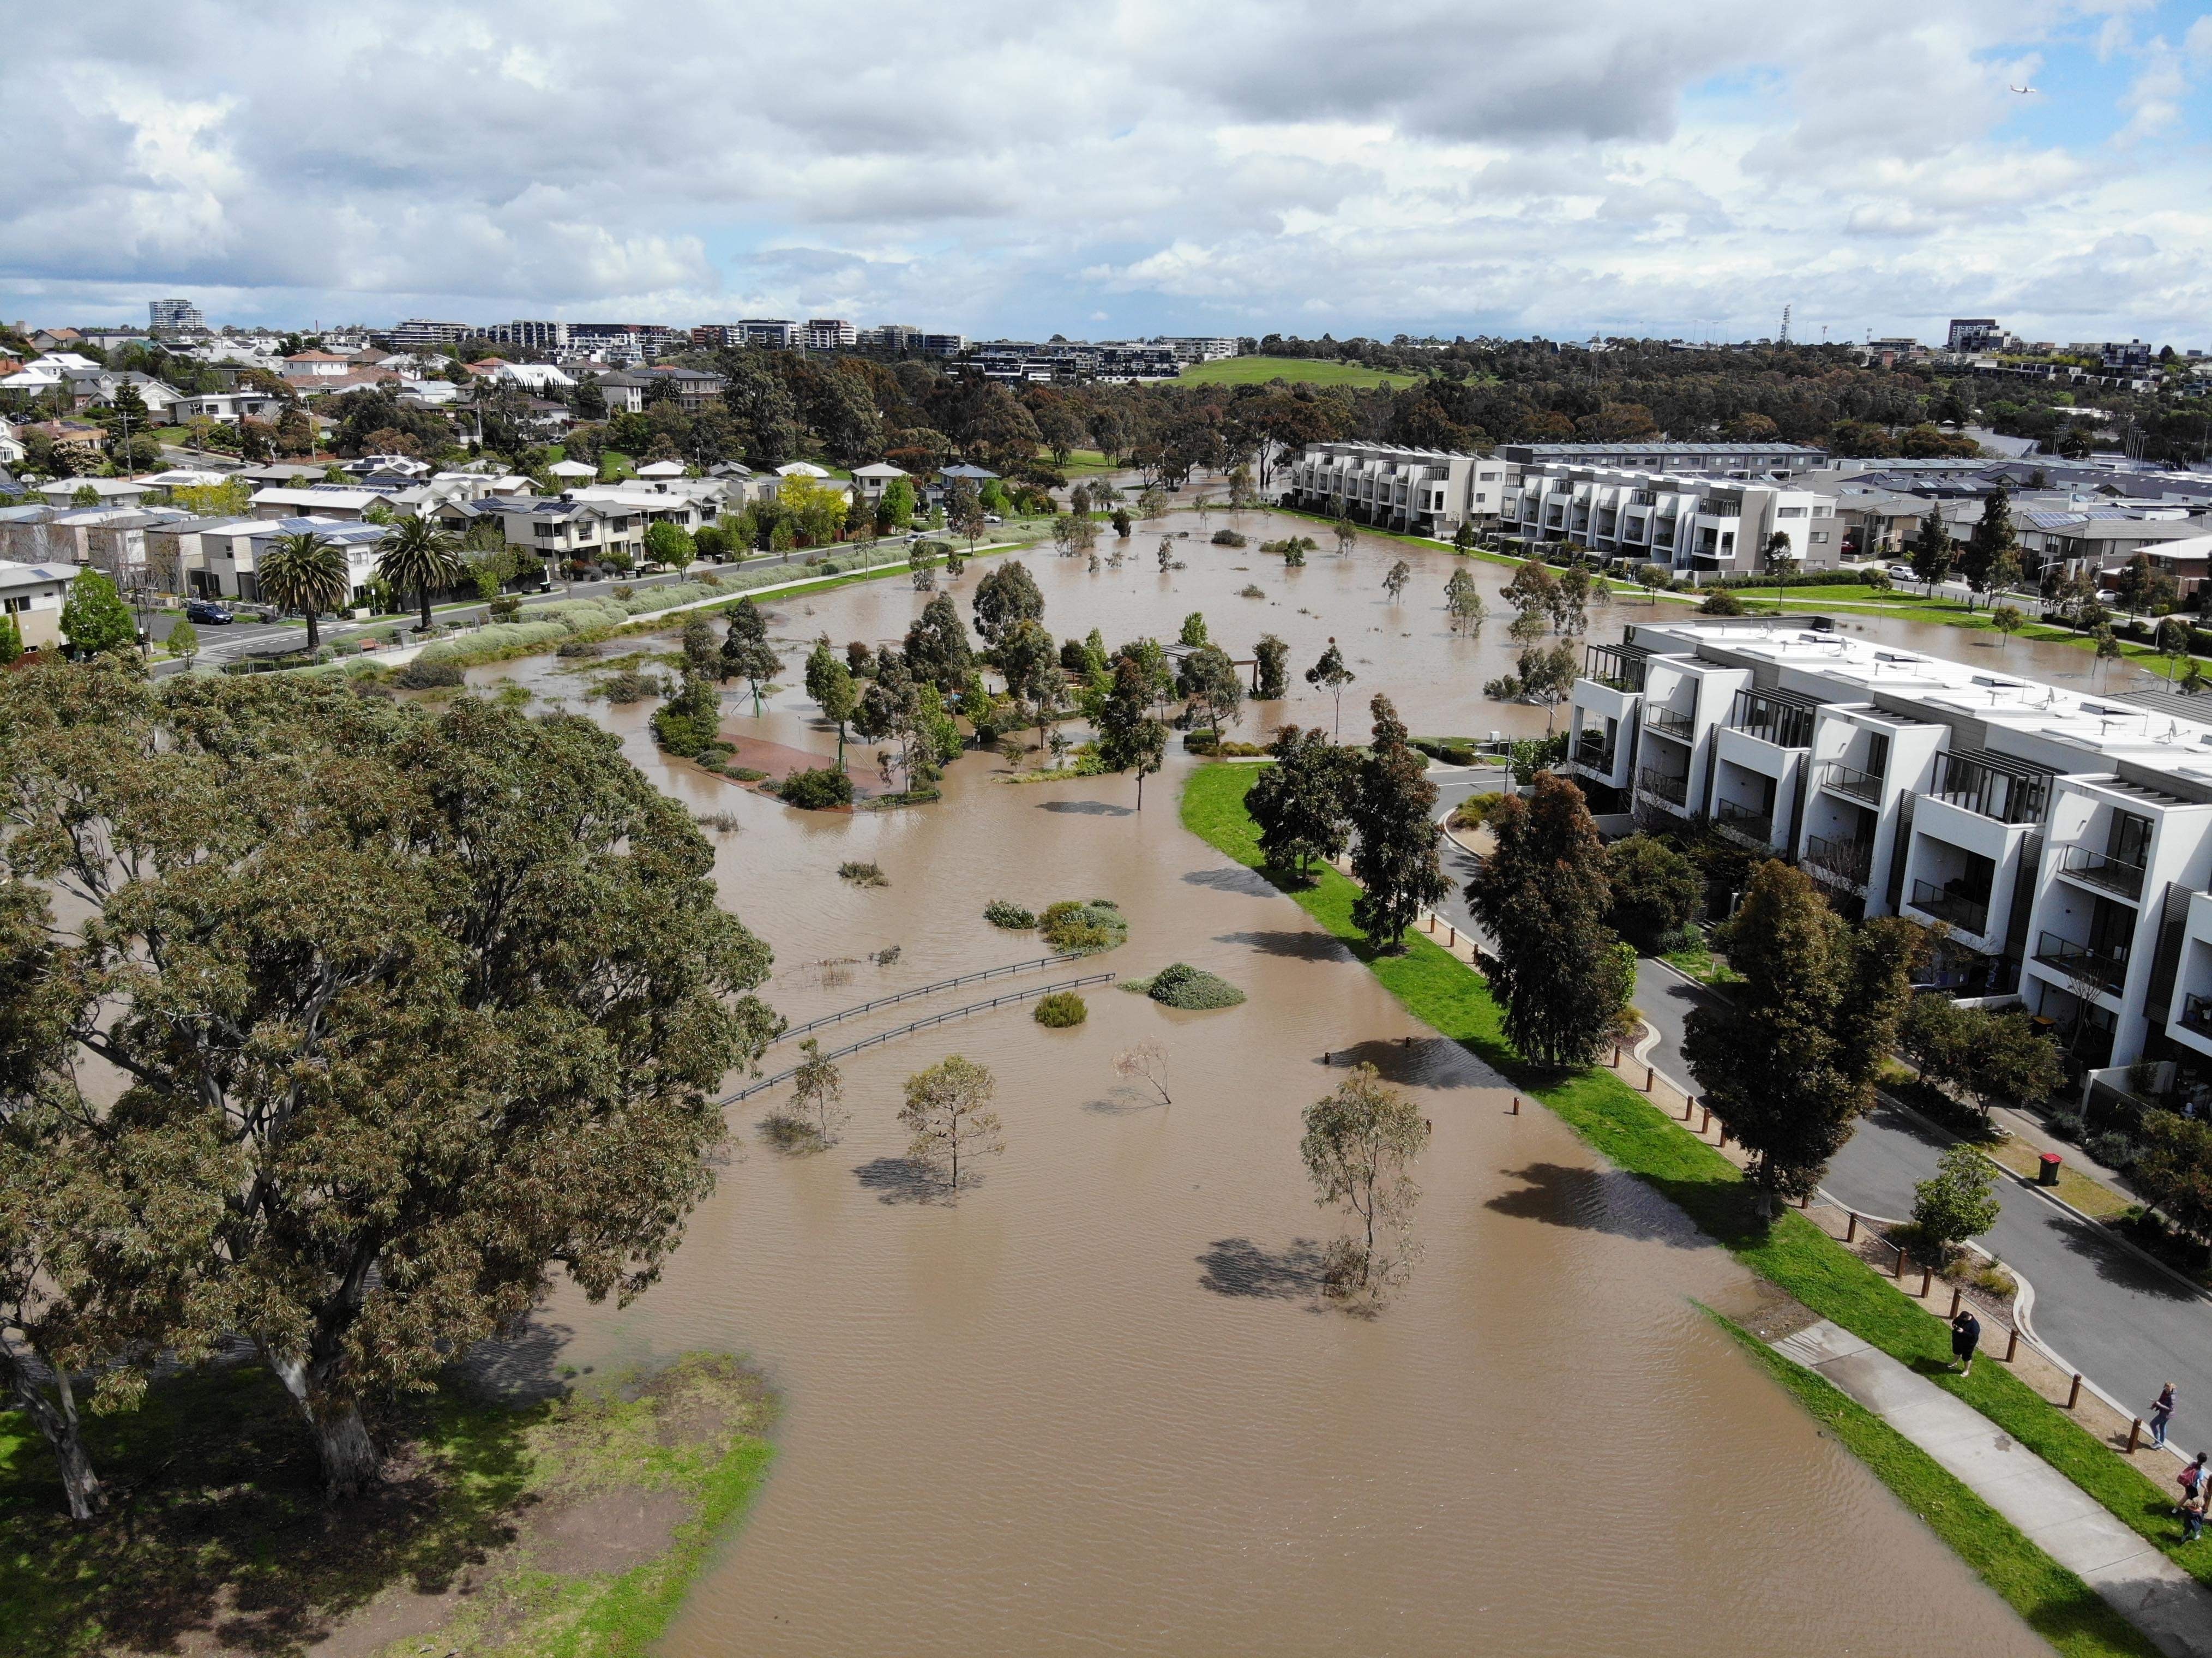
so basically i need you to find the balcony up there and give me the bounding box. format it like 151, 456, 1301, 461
1583, 645, 1646, 694
1573, 732, 1616, 774
1820, 762, 1884, 805
1646, 706, 1696, 740
1802, 834, 1873, 887
1729, 689, 1814, 750
1908, 880, 1990, 937
2059, 846, 2147, 902
1930, 751, 2049, 825
2180, 994, 2212, 1040
1714, 799, 1774, 848
2034, 932, 2130, 995
1637, 767, 1689, 807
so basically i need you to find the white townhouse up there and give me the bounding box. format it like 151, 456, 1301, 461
0, 558, 79, 648
1281, 441, 1510, 537
1499, 462, 1840, 574
148, 515, 387, 605
1566, 616, 2212, 1087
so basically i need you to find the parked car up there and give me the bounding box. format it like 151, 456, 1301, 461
1885, 564, 1917, 583
183, 598, 235, 624
983, 513, 1002, 525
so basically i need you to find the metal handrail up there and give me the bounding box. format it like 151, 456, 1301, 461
1820, 762, 1884, 803
1646, 706, 1695, 738
2034, 932, 2129, 993
1908, 879, 1989, 936
1715, 800, 1774, 843
2059, 846, 2147, 900
722, 973, 1116, 1103
771, 954, 1083, 1043
1637, 766, 1688, 806
1803, 834, 1873, 886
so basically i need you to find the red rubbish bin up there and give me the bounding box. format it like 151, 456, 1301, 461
2039, 1152, 2063, 1187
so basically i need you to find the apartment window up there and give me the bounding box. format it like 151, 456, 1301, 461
2105, 810, 2152, 869
1777, 506, 1807, 518
1865, 733, 1891, 778
2, 596, 28, 614
1810, 531, 1829, 544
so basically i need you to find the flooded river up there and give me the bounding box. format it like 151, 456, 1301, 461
479, 512, 2052, 1655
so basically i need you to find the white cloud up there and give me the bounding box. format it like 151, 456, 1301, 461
2, 0, 2208, 344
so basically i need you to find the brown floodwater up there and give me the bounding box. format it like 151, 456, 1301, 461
476, 513, 2050, 1655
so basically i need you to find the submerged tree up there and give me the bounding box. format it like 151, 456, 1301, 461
804, 636, 859, 768
1443, 567, 1486, 633
903, 591, 975, 695
721, 598, 779, 716
1348, 695, 1447, 950
787, 1038, 848, 1143
898, 1055, 1003, 1193
1254, 634, 1289, 699
1096, 654, 1169, 809
1382, 559, 1411, 600
972, 559, 1043, 647
1304, 639, 1356, 738
1301, 1064, 1429, 1302
1466, 773, 1633, 1067
1113, 1041, 1172, 1107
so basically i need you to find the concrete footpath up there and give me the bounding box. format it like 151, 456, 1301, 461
1775, 1319, 2212, 1658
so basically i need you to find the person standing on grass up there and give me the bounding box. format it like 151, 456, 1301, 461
2152, 1382, 2177, 1450
1950, 1307, 1981, 1377
2183, 1492, 2207, 1544
2179, 1453, 2208, 1513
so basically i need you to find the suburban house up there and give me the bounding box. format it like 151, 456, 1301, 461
849, 461, 910, 505
17, 421, 106, 465
641, 365, 726, 410
37, 477, 153, 509
0, 557, 79, 648
281, 350, 354, 380
588, 370, 654, 414
148, 515, 388, 604
248, 485, 388, 522
172, 391, 287, 426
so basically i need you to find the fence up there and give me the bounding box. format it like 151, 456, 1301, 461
771, 956, 1085, 1044
723, 973, 1116, 1103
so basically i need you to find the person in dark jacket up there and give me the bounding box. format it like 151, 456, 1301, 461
1950, 1307, 1982, 1377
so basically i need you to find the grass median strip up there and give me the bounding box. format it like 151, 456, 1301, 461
1181, 761, 2212, 1601
1710, 1312, 2163, 1658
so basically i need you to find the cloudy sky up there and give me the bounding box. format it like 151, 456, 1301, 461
8, 0, 2211, 345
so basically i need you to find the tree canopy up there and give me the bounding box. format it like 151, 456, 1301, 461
0, 661, 779, 1506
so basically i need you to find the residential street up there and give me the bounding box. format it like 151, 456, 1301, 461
1428, 812, 2212, 1451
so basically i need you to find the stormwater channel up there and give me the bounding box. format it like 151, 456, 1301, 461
466, 511, 2057, 1654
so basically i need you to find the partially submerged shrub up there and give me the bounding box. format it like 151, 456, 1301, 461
392, 659, 465, 689
985, 899, 1037, 929
839, 860, 889, 887
1124, 962, 1245, 1010
778, 766, 854, 809
1041, 899, 1129, 956
591, 666, 663, 704
1211, 529, 1248, 547
1033, 991, 1089, 1028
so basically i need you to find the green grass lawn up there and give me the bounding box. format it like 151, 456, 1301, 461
1180, 762, 2212, 1621
1054, 448, 1126, 477
0, 1354, 774, 1658
1179, 355, 1421, 390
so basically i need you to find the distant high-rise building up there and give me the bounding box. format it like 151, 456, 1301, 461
740, 319, 800, 347
919, 332, 967, 357
149, 297, 205, 332
489, 319, 570, 349
1947, 318, 2004, 353
386, 318, 470, 349
861, 323, 922, 351
804, 318, 857, 349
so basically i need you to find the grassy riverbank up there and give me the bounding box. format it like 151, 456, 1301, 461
1181, 762, 2212, 1629
0, 1353, 774, 1658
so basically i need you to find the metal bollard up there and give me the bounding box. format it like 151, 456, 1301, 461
1700, 1108, 1711, 1133
1510, 1096, 1520, 1116
1613, 1043, 1622, 1066
1448, 925, 1456, 946
1846, 1212, 1858, 1242
1949, 1286, 1962, 1317
1427, 914, 1435, 934
2004, 1328, 2018, 1363
2129, 1417, 2143, 1453
1719, 1127, 1730, 1146
1644, 1065, 1654, 1092
1799, 1193, 1811, 1209
2067, 1373, 2083, 1410
1894, 1247, 1907, 1281
1920, 1264, 1933, 1297
1682, 1097, 1694, 1121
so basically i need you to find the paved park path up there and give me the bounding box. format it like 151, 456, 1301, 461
1775, 1319, 2212, 1658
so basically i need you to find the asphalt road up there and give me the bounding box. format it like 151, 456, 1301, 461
1428, 806, 2212, 1451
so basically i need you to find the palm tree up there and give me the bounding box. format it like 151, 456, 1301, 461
375, 514, 466, 633
258, 530, 351, 653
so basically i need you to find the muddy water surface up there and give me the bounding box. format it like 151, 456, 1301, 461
481, 514, 2049, 1655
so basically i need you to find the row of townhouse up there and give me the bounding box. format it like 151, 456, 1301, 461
145, 516, 390, 605
1565, 616, 2212, 1088
1499, 464, 1841, 574
1280, 442, 1513, 537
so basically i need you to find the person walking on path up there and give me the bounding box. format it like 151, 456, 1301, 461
1951, 1307, 1982, 1378
2151, 1382, 2177, 1450
2183, 1492, 2207, 1545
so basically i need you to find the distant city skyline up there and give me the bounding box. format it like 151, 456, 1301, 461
7, 2, 2211, 345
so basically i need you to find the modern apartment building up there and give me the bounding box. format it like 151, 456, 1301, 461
1947, 318, 2005, 353
919, 333, 967, 357
148, 297, 205, 333
861, 324, 922, 351
386, 319, 471, 350
489, 319, 572, 349
1499, 441, 1826, 477
1501, 462, 1840, 573
740, 319, 800, 347
805, 319, 857, 349
1155, 336, 1239, 362
1281, 441, 1509, 536
1566, 616, 2212, 1078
